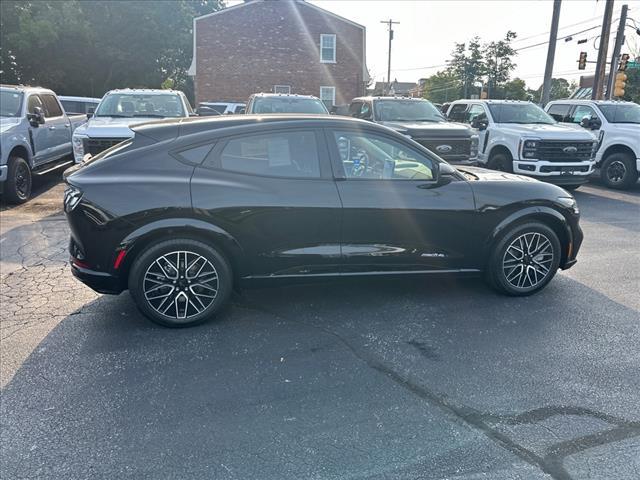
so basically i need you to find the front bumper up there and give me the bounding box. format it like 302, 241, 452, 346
514, 160, 595, 183
70, 261, 125, 294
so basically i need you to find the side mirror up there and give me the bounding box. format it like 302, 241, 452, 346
589, 118, 601, 130
471, 117, 488, 130
86, 107, 94, 119
238, 107, 246, 114
27, 106, 45, 126
579, 116, 590, 129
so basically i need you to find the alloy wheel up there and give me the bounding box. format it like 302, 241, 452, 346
143, 250, 219, 320
502, 232, 555, 290
606, 160, 626, 184
15, 162, 30, 200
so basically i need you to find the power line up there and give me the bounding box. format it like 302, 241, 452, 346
511, 15, 603, 44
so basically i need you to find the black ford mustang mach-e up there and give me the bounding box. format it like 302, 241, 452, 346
64, 115, 582, 327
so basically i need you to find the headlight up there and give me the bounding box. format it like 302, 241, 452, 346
470, 135, 479, 159
64, 184, 83, 212
72, 135, 86, 163
522, 139, 540, 160
557, 196, 579, 214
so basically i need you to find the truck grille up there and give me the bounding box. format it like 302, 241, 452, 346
414, 138, 471, 161
84, 137, 128, 156
535, 141, 594, 162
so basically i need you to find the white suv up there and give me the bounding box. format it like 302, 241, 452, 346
545, 100, 640, 189
446, 100, 598, 189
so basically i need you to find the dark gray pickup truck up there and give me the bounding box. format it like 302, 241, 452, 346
348, 97, 478, 164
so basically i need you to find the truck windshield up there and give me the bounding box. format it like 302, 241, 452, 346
597, 104, 640, 124
0, 91, 24, 117
95, 93, 185, 118
488, 103, 555, 124
252, 97, 329, 114
374, 100, 445, 122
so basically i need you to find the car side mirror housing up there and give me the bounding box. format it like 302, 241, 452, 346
86, 107, 94, 119
579, 116, 600, 130
27, 106, 45, 127
589, 118, 601, 130
471, 117, 488, 130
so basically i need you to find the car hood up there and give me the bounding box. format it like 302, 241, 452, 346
495, 122, 597, 140
457, 166, 538, 183
74, 116, 168, 138
0, 117, 21, 134
380, 120, 472, 138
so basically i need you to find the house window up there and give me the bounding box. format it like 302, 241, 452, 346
320, 86, 336, 108
320, 34, 336, 63
274, 85, 291, 94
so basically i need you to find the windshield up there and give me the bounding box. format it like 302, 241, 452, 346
488, 103, 555, 124
374, 99, 445, 122
0, 90, 24, 117
597, 104, 640, 124
95, 93, 185, 118
251, 97, 329, 114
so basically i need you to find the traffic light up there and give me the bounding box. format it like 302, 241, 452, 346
618, 53, 630, 71
614, 71, 627, 97
578, 52, 587, 70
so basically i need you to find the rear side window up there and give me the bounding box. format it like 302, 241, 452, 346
547, 104, 571, 122
41, 94, 63, 117
176, 143, 215, 164
448, 104, 468, 122
217, 131, 320, 178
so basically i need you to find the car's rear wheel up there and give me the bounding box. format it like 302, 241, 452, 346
4, 156, 32, 204
487, 151, 513, 173
486, 222, 561, 296
600, 152, 638, 189
129, 239, 232, 327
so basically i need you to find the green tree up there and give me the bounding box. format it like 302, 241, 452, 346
0, 1, 224, 102
446, 37, 485, 97
483, 31, 518, 98
530, 78, 576, 102
498, 78, 529, 100
421, 71, 462, 104
621, 68, 640, 103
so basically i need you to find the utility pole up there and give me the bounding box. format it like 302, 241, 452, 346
592, 0, 615, 99
540, 0, 562, 106
606, 4, 628, 99
380, 19, 400, 94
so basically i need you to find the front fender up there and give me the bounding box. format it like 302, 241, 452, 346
487, 135, 518, 160
1, 132, 33, 165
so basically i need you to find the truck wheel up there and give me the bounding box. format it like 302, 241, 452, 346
4, 156, 32, 204
129, 238, 233, 328
600, 153, 638, 189
486, 222, 561, 296
488, 152, 513, 173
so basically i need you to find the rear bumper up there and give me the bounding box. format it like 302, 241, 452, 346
70, 261, 124, 294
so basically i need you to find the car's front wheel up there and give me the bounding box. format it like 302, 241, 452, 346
486, 222, 561, 296
600, 152, 638, 189
129, 239, 232, 327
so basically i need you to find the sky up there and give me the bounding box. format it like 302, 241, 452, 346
229, 0, 640, 88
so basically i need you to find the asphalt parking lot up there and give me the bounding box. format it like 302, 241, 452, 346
1, 174, 639, 480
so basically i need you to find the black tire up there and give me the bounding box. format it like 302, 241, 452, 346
563, 184, 581, 191
600, 152, 638, 190
487, 151, 513, 173
486, 222, 561, 296
4, 156, 32, 204
129, 238, 233, 327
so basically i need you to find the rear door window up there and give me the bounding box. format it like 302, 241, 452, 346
214, 130, 321, 178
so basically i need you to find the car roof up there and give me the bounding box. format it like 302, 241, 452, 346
59, 96, 102, 102
546, 99, 636, 105
451, 99, 534, 105
104, 88, 183, 96
0, 84, 55, 94
249, 93, 322, 100
352, 96, 428, 102
132, 114, 374, 140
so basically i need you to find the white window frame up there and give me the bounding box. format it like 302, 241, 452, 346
320, 34, 336, 63
273, 85, 291, 94
320, 86, 336, 107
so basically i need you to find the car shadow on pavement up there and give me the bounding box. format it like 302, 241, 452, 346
0, 171, 63, 212
2, 274, 639, 479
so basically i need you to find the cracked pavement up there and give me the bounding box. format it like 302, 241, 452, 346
1, 176, 639, 479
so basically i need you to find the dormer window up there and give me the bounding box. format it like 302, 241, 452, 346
320, 34, 336, 63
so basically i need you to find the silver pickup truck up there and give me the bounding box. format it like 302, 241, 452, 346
1, 85, 86, 203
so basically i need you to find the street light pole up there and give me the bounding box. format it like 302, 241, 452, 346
592, 0, 615, 99
606, 4, 628, 99
541, 0, 562, 106
381, 19, 400, 95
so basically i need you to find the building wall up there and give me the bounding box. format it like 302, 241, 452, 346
194, 0, 366, 105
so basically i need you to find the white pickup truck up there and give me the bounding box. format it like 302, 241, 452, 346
545, 100, 640, 189
72, 88, 193, 163
446, 100, 598, 189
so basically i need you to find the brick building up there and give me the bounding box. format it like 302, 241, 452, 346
187, 0, 369, 107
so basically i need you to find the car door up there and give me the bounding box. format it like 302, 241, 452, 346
465, 104, 489, 154
326, 127, 478, 273
26, 94, 52, 164
190, 127, 343, 278
40, 93, 71, 161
